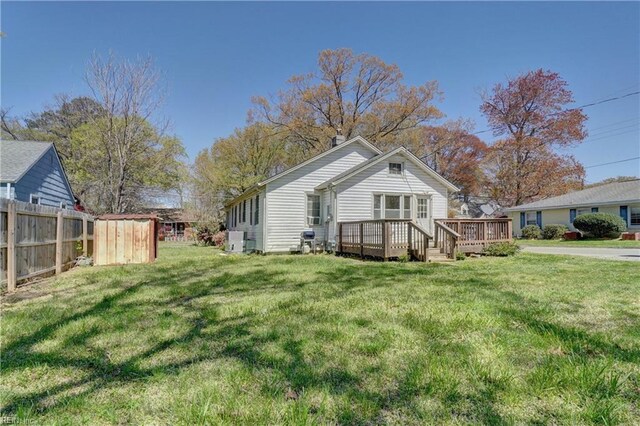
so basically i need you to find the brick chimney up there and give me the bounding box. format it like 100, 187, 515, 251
331, 128, 346, 148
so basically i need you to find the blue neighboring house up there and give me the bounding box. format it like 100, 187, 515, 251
1, 140, 75, 208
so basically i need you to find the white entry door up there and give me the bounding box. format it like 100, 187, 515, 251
416, 196, 431, 233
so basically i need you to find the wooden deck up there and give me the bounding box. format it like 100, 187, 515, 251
337, 219, 431, 261
337, 218, 513, 261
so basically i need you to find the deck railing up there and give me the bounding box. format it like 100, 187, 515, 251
338, 218, 513, 261
337, 219, 431, 261
435, 218, 512, 257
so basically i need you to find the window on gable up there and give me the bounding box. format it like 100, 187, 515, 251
389, 162, 403, 175
631, 207, 640, 226
306, 194, 321, 226
30, 194, 40, 205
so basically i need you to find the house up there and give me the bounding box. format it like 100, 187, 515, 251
224, 135, 459, 253
0, 140, 75, 208
453, 197, 502, 219
506, 179, 640, 236
136, 207, 198, 240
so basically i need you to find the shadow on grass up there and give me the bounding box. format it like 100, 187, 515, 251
2, 252, 636, 423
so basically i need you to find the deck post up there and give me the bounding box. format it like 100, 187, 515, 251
55, 210, 64, 275
82, 216, 88, 256
7, 201, 17, 292
508, 220, 513, 241
359, 222, 364, 259
483, 221, 488, 245
407, 222, 412, 259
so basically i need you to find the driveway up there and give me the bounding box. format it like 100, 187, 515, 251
522, 246, 640, 261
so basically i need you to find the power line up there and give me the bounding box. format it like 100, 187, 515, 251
585, 156, 640, 169
473, 90, 640, 136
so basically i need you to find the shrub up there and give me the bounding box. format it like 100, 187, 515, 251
197, 228, 226, 247
483, 242, 521, 257
573, 213, 626, 238
455, 251, 466, 261
521, 225, 542, 240
542, 224, 568, 240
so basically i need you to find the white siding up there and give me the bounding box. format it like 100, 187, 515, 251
335, 153, 448, 236
226, 189, 266, 251
264, 142, 377, 252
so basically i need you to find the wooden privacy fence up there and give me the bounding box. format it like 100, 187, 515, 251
1, 199, 94, 292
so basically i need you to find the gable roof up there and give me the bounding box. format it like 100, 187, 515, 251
315, 146, 460, 192
224, 136, 382, 207
0, 140, 54, 183
506, 179, 640, 211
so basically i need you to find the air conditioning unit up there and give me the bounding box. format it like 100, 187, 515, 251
226, 231, 245, 253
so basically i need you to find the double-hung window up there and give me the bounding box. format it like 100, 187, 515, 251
525, 211, 537, 226
576, 208, 590, 217
254, 195, 260, 225
403, 196, 412, 219
306, 194, 321, 226
385, 195, 401, 219
242, 200, 247, 223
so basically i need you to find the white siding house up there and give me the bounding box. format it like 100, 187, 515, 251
225, 136, 459, 253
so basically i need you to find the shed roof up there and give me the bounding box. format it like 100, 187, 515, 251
506, 179, 640, 211
0, 140, 54, 183
96, 214, 159, 220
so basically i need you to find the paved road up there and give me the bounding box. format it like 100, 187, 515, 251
522, 246, 640, 261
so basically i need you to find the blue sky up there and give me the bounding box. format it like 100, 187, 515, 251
2, 1, 639, 183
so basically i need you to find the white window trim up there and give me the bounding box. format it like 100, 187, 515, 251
388, 162, 404, 177
30, 194, 41, 205
372, 193, 413, 220
306, 193, 321, 226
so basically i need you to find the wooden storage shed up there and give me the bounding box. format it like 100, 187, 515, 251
94, 214, 159, 266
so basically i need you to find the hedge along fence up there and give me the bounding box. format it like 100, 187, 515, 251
0, 199, 94, 292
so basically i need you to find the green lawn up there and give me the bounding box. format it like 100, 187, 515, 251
517, 238, 640, 248
2, 244, 639, 424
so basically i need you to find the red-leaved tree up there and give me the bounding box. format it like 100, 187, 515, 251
420, 120, 488, 200
480, 69, 587, 206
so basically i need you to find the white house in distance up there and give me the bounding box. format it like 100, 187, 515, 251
506, 179, 640, 236
225, 135, 459, 253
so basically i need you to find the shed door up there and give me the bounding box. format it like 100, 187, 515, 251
416, 196, 431, 233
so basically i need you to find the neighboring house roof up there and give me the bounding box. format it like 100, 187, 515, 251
315, 146, 460, 192
135, 208, 197, 223
506, 179, 640, 211
0, 140, 54, 183
224, 136, 382, 207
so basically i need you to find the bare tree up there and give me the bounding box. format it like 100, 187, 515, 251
82, 52, 183, 213
252, 48, 442, 158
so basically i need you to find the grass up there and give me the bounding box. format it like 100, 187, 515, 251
517, 238, 640, 248
2, 243, 639, 424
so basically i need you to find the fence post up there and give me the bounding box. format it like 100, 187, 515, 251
338, 223, 343, 253
7, 201, 17, 292
56, 210, 63, 275
82, 216, 88, 256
